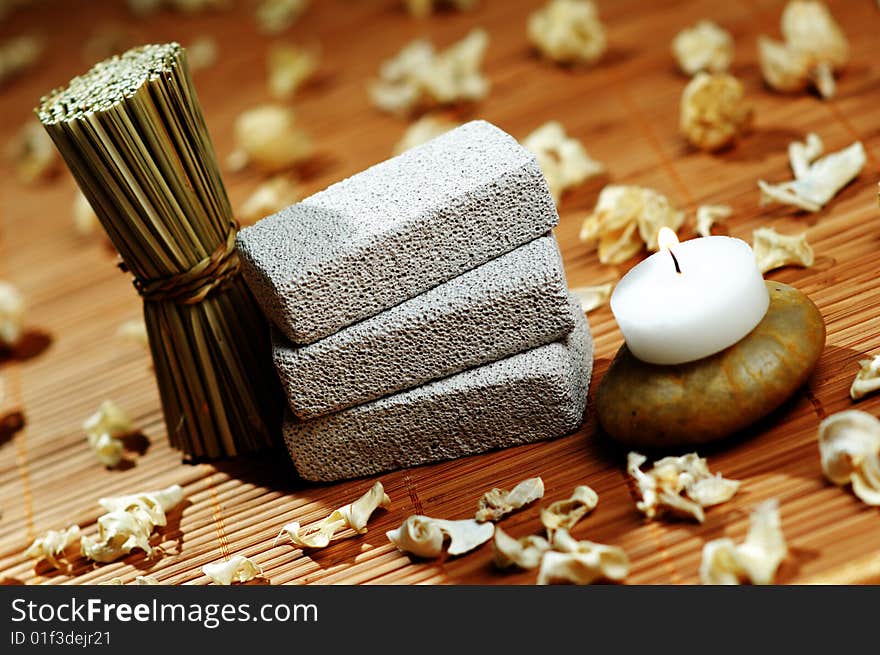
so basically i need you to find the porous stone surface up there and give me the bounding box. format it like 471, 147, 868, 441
236, 120, 558, 344
596, 281, 826, 447
283, 297, 592, 482
273, 235, 574, 419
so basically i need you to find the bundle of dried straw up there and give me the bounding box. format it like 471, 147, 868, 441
37, 42, 280, 458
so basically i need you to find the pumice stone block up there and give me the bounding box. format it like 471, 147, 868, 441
236, 120, 558, 344
282, 297, 593, 482
273, 235, 574, 418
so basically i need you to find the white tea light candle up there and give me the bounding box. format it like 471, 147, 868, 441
610, 231, 769, 365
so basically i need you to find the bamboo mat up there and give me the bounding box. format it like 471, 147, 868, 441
1, 0, 879, 586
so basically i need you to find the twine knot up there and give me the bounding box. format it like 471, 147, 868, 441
133, 224, 240, 304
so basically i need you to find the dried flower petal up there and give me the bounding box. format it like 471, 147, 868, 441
569, 283, 613, 313
117, 318, 148, 347
135, 575, 160, 584
523, 121, 604, 203
128, 0, 230, 15
818, 410, 880, 506
267, 43, 318, 99
256, 0, 307, 34
540, 485, 598, 535
695, 204, 732, 237
203, 555, 262, 585
579, 185, 684, 264
672, 20, 733, 75
83, 400, 133, 468
628, 452, 739, 523
6, 120, 59, 183
387, 516, 494, 558
90, 433, 124, 468
25, 525, 81, 570
475, 477, 544, 522
186, 36, 217, 71
81, 484, 184, 563
370, 29, 489, 116
700, 499, 787, 585
528, 0, 606, 66
758, 1, 848, 99
680, 72, 752, 151
850, 356, 880, 401
239, 176, 302, 225
0, 35, 43, 87
758, 134, 865, 212
537, 529, 629, 585
492, 527, 550, 570
278, 481, 390, 549
73, 191, 100, 236
404, 0, 477, 18
228, 104, 313, 173
0, 280, 25, 349
393, 115, 460, 154
752, 227, 814, 274
99, 574, 160, 585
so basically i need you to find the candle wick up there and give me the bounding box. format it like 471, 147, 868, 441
668, 249, 682, 275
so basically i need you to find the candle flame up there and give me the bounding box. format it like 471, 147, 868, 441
658, 227, 680, 252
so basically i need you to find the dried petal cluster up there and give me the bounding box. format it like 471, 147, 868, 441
387, 516, 494, 557
569, 282, 613, 313
0, 280, 25, 349
475, 477, 545, 522
83, 400, 133, 468
628, 452, 740, 523
25, 525, 81, 570
369, 29, 489, 116
758, 0, 848, 99
6, 120, 59, 183
493, 483, 629, 584
404, 0, 477, 17
751, 227, 814, 274
817, 410, 880, 506
239, 176, 302, 225
680, 72, 752, 151
850, 356, 880, 401
522, 121, 604, 204
537, 529, 629, 585
267, 43, 318, 99
202, 554, 263, 585
255, 0, 308, 35
700, 500, 787, 584
0, 35, 43, 87
672, 20, 733, 76
695, 204, 731, 237
81, 484, 184, 563
393, 115, 460, 154
228, 104, 313, 173
278, 481, 390, 549
758, 133, 865, 212
527, 0, 606, 66
579, 185, 685, 264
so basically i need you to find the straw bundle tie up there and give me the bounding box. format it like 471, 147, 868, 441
133, 223, 241, 304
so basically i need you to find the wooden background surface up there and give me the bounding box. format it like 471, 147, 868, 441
1, 0, 879, 585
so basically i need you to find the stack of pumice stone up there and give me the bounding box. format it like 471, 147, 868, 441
236, 121, 593, 481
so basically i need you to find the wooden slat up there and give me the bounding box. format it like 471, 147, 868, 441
1, 0, 879, 585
